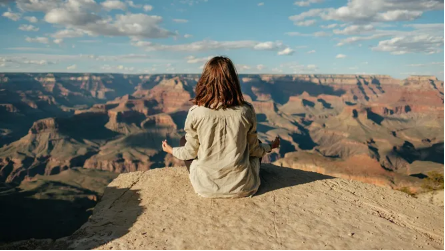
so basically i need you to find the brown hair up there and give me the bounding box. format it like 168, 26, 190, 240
192, 56, 245, 109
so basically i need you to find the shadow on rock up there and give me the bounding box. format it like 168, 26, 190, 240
0, 182, 98, 243
56, 187, 144, 250
256, 164, 334, 196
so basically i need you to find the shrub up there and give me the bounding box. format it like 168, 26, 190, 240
421, 171, 444, 191
398, 187, 415, 196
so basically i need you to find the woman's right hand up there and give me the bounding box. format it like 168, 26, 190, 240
162, 140, 173, 154
271, 136, 280, 149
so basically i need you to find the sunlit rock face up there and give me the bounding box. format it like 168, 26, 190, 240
0, 73, 442, 193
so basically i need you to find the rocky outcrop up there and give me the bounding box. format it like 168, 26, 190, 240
133, 76, 194, 113
7, 165, 441, 250
0, 118, 97, 183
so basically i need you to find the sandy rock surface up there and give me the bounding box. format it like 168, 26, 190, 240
52, 164, 444, 250
417, 190, 444, 207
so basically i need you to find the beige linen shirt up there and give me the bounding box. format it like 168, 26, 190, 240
172, 103, 271, 198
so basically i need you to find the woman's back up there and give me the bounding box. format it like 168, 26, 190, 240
172, 103, 272, 198
162, 56, 278, 198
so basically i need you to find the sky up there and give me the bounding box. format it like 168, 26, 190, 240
0, 0, 443, 79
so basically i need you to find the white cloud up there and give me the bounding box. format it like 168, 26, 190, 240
0, 56, 55, 66
101, 64, 135, 72
313, 31, 331, 37
307, 50, 316, 54
18, 0, 168, 39
132, 40, 289, 53
19, 24, 39, 32
127, 0, 141, 8
336, 34, 387, 46
294, 0, 323, 7
67, 64, 77, 70
336, 54, 347, 59
52, 29, 85, 39
271, 67, 283, 73
186, 56, 212, 64
101, 0, 126, 11
236, 64, 251, 72
179, 0, 209, 5
278, 48, 295, 56
278, 62, 319, 73
23, 59, 52, 65
54, 38, 63, 44
285, 31, 330, 37
295, 19, 317, 26
45, 8, 102, 26
26, 36, 49, 44
320, 23, 338, 29
184, 34, 193, 38
143, 5, 153, 11
67, 0, 100, 11
372, 35, 443, 55
333, 24, 375, 35
17, 0, 60, 12
256, 64, 265, 70
81, 54, 154, 63
289, 0, 443, 23
335, 23, 444, 55
5, 47, 59, 52
258, 2, 264, 6
289, 9, 323, 21
24, 16, 38, 23
404, 23, 444, 29
2, 9, 20, 21
173, 19, 188, 23
254, 41, 284, 50
407, 62, 443, 67
45, 11, 174, 39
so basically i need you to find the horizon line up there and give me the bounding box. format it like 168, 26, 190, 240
0, 72, 442, 81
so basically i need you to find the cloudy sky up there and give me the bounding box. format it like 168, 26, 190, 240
0, 0, 443, 79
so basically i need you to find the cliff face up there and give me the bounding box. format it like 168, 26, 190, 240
0, 73, 443, 193
5, 165, 442, 250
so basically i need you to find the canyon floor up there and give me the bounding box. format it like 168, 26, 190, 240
4, 164, 443, 250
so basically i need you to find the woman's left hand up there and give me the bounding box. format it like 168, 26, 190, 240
271, 136, 280, 149
162, 139, 173, 154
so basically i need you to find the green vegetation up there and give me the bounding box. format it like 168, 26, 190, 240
421, 171, 444, 191
397, 187, 416, 196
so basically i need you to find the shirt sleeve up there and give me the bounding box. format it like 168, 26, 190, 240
172, 110, 199, 160
247, 105, 271, 158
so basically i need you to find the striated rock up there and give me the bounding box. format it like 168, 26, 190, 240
0, 73, 443, 193
251, 100, 277, 113
134, 76, 194, 113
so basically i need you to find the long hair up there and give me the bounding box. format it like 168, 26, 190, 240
192, 56, 245, 109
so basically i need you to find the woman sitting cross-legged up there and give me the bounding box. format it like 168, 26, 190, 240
162, 56, 280, 198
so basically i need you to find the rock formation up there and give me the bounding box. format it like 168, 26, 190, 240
3, 165, 442, 249
0, 73, 442, 195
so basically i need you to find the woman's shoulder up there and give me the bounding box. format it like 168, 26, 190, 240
243, 101, 254, 110
241, 102, 255, 114
187, 105, 203, 117
189, 103, 254, 118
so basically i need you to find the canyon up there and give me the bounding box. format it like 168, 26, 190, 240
0, 72, 443, 243
0, 73, 442, 192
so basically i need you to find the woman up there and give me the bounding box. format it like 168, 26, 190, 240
162, 56, 280, 198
